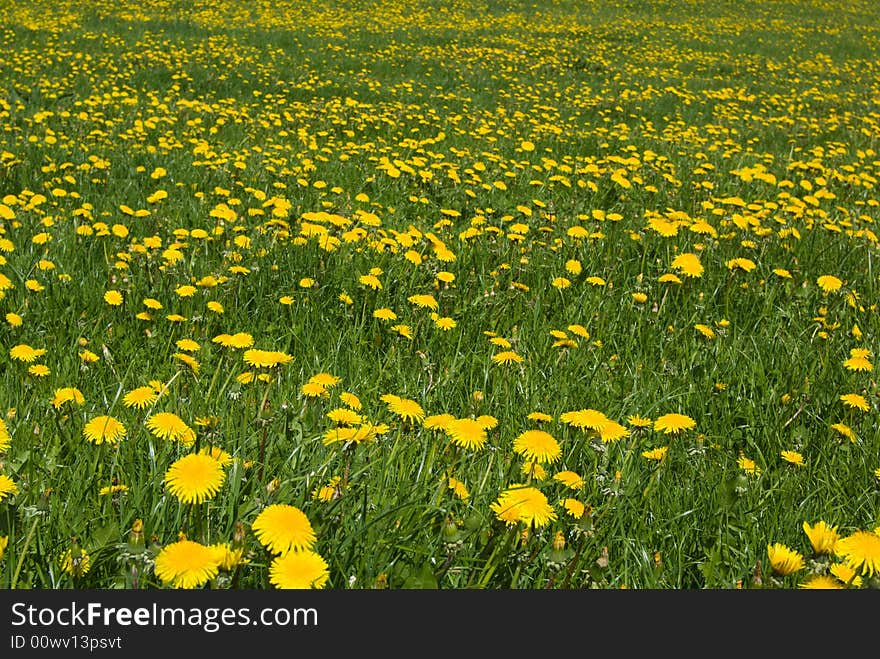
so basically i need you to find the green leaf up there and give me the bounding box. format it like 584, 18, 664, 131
402, 561, 438, 589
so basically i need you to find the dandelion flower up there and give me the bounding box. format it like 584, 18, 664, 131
671, 252, 704, 278
831, 423, 857, 443
60, 548, 91, 577
0, 535, 7, 560
843, 350, 873, 372
627, 414, 653, 428
803, 521, 840, 555
146, 412, 195, 445
492, 350, 524, 365
829, 562, 862, 587
407, 293, 438, 310
391, 324, 413, 339
51, 387, 85, 409
560, 408, 609, 432
424, 413, 455, 431
737, 455, 760, 476
359, 274, 382, 290
0, 419, 10, 453
490, 485, 557, 528
835, 530, 880, 578
767, 542, 805, 576
0, 474, 18, 501
599, 420, 629, 443
385, 396, 425, 424
154, 539, 225, 589
175, 338, 201, 352
780, 450, 805, 466
653, 413, 696, 435
339, 391, 361, 409
642, 446, 669, 461
309, 372, 341, 388
562, 498, 586, 519
327, 408, 363, 426
513, 429, 561, 464
243, 349, 293, 368
213, 332, 254, 349
373, 308, 397, 321
9, 344, 46, 362
447, 476, 469, 500
103, 290, 123, 306
252, 504, 316, 554
694, 324, 715, 339
840, 393, 869, 412
800, 575, 843, 589
301, 382, 329, 398
444, 417, 488, 450
527, 411, 554, 423
269, 550, 330, 589
816, 275, 843, 293
434, 316, 457, 331
164, 453, 226, 504
123, 386, 159, 409
552, 470, 585, 490
83, 416, 126, 445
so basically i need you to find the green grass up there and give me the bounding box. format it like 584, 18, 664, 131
0, 0, 878, 590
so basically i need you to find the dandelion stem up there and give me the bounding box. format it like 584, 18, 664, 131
10, 516, 40, 589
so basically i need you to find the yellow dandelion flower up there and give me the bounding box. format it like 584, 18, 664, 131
0, 474, 19, 501
83, 416, 126, 445
803, 521, 840, 555
444, 417, 488, 450
447, 476, 469, 500
123, 386, 159, 410
269, 550, 329, 589
513, 429, 561, 464
51, 387, 85, 409
552, 470, 585, 490
309, 372, 341, 388
407, 293, 438, 310
840, 393, 869, 412
767, 542, 805, 576
492, 350, 524, 365
816, 275, 843, 293
490, 485, 557, 528
562, 498, 586, 519
653, 413, 696, 435
146, 412, 195, 446
642, 446, 669, 461
164, 453, 226, 504
9, 344, 46, 362
800, 574, 843, 589
252, 504, 316, 554
154, 539, 225, 589
339, 391, 361, 409
301, 382, 329, 398
671, 252, 704, 278
835, 530, 880, 578
373, 307, 397, 321
60, 547, 91, 577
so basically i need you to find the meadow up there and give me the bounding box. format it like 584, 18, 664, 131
0, 0, 878, 589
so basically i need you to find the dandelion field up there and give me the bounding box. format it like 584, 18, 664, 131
0, 0, 879, 590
